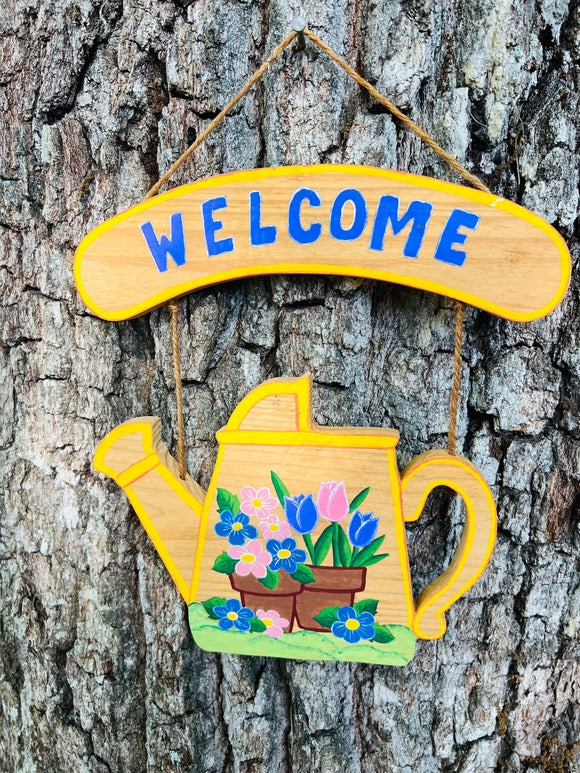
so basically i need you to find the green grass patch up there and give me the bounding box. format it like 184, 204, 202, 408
188, 603, 416, 666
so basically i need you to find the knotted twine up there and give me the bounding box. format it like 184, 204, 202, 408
145, 26, 491, 477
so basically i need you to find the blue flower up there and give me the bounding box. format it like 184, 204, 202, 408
348, 510, 378, 548
213, 598, 254, 631
284, 494, 319, 534
267, 537, 307, 574
331, 606, 376, 644
215, 510, 258, 545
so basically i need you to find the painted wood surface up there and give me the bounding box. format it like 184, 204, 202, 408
94, 417, 205, 601
74, 165, 570, 323
94, 375, 497, 664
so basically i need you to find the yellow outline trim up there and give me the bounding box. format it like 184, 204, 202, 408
217, 374, 399, 447
225, 374, 312, 431
74, 164, 571, 323
187, 444, 226, 605
401, 455, 497, 640
116, 454, 160, 487
389, 456, 415, 629
215, 430, 400, 448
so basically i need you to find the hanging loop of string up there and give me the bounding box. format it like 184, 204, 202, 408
143, 30, 299, 202
147, 27, 491, 472
302, 30, 492, 196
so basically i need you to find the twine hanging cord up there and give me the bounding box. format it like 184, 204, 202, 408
150, 26, 490, 472
167, 300, 187, 480
144, 30, 299, 201
448, 301, 464, 455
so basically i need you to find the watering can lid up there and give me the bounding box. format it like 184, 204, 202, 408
215, 374, 400, 449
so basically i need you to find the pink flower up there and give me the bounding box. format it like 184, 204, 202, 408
227, 539, 272, 578
256, 609, 290, 638
259, 515, 292, 541
317, 481, 349, 522
240, 486, 279, 519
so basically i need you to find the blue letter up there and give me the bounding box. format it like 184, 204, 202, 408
434, 209, 480, 266
369, 196, 433, 258
288, 188, 322, 245
140, 212, 186, 273
201, 196, 234, 257
329, 189, 368, 241
250, 191, 277, 246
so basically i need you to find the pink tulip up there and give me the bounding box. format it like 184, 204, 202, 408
317, 481, 349, 522
256, 609, 290, 638
228, 539, 272, 578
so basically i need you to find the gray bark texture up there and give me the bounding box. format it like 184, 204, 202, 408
1, 0, 579, 771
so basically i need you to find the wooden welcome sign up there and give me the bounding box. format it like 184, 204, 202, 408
77, 165, 570, 666
75, 165, 570, 322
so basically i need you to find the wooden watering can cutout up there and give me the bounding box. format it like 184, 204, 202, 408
95, 375, 496, 665
77, 165, 571, 666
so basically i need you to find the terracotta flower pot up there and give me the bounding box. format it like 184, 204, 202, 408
295, 565, 367, 631
229, 571, 303, 632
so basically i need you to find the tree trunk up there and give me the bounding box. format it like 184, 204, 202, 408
1, 1, 579, 771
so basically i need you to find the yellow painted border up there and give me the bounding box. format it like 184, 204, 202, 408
215, 430, 400, 448
389, 454, 415, 630
401, 454, 497, 639
74, 164, 571, 322
187, 444, 226, 605
116, 454, 160, 487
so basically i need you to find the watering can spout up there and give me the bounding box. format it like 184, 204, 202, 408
94, 417, 206, 602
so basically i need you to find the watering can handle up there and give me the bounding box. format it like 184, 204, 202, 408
400, 449, 497, 640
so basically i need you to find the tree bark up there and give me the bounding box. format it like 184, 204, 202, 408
1, 1, 579, 771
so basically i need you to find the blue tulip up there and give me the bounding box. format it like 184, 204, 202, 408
284, 494, 319, 534
348, 509, 378, 548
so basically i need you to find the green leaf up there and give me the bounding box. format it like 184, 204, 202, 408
201, 597, 227, 620
332, 521, 341, 567
313, 525, 333, 565
212, 552, 237, 574
270, 471, 290, 506
291, 563, 316, 584
351, 535, 385, 567
337, 524, 352, 567
216, 488, 241, 515
249, 617, 267, 633
373, 623, 395, 644
313, 605, 340, 628
353, 598, 379, 616
361, 552, 390, 567
258, 567, 280, 590
349, 486, 370, 513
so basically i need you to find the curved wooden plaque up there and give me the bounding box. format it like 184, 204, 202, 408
74, 165, 570, 322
